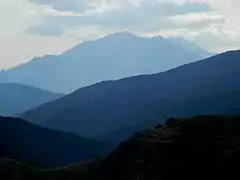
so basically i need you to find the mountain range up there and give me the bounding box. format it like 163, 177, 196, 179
0, 32, 211, 93
0, 83, 63, 116
0, 116, 111, 168
22, 50, 240, 143
1, 30, 240, 180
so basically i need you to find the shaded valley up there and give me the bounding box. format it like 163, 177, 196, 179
0, 116, 111, 168
0, 83, 63, 116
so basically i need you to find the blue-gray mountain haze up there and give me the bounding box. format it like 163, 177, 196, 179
0, 32, 212, 93
22, 50, 240, 143
0, 83, 63, 116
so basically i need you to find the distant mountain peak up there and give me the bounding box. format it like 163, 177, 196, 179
105, 32, 165, 41
0, 31, 209, 93
105, 31, 138, 39
151, 34, 164, 40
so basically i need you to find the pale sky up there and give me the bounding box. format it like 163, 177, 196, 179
0, 0, 240, 69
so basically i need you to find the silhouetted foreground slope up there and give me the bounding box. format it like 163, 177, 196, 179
0, 116, 111, 168
0, 83, 63, 116
22, 50, 240, 142
95, 115, 240, 180
0, 159, 97, 180
0, 159, 39, 180
2, 115, 240, 180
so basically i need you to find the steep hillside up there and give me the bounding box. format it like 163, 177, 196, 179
0, 116, 111, 168
22, 50, 240, 142
93, 116, 240, 180
2, 116, 240, 180
0, 83, 63, 116
0, 32, 205, 93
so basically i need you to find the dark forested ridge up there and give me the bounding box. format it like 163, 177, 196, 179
22, 50, 240, 143
0, 83, 63, 116
0, 32, 208, 93
0, 116, 111, 168
94, 115, 240, 180
2, 115, 240, 180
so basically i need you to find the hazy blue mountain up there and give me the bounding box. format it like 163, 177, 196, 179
0, 83, 63, 116
22, 50, 240, 142
0, 116, 111, 168
168, 37, 214, 58
0, 32, 206, 93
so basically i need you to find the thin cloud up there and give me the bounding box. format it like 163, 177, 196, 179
28, 0, 213, 36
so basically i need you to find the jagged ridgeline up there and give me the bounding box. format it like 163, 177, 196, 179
1, 115, 240, 180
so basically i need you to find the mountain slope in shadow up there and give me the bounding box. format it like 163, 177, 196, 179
2, 116, 240, 180
0, 83, 63, 116
0, 116, 111, 168
22, 50, 240, 142
93, 115, 240, 180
